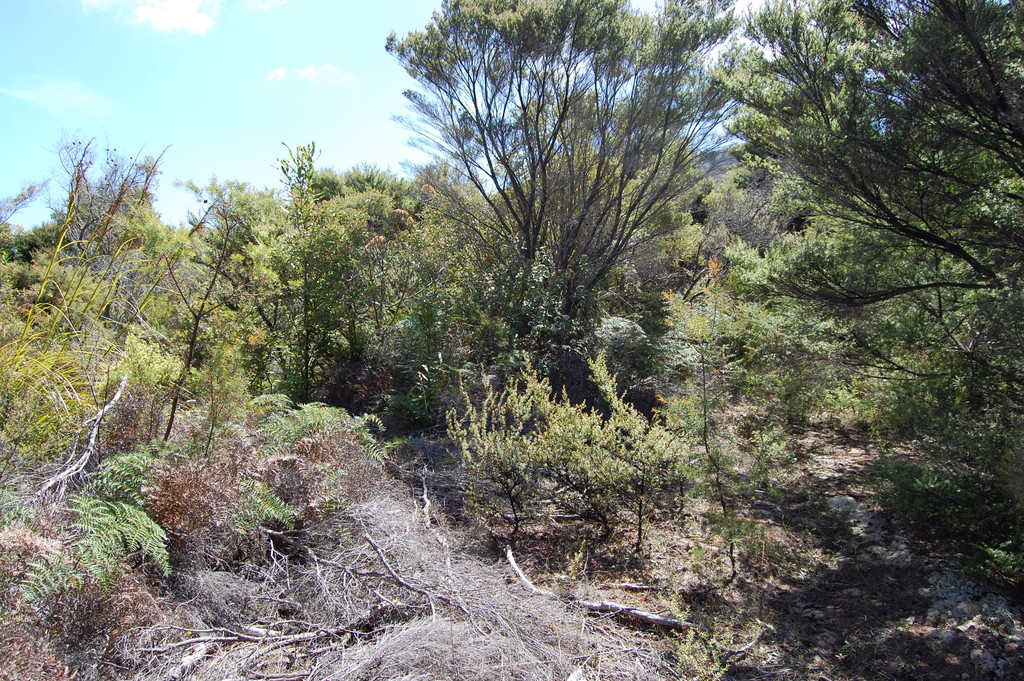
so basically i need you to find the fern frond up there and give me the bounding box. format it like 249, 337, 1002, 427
92, 443, 165, 505
71, 495, 170, 587
234, 479, 296, 532
0, 488, 30, 529
249, 393, 295, 418
21, 553, 80, 604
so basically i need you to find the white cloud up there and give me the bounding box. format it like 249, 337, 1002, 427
0, 81, 115, 119
266, 64, 357, 85
294, 66, 320, 81
83, 0, 224, 34
246, 0, 288, 9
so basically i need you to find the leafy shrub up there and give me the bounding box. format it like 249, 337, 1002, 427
592, 315, 661, 382
257, 397, 387, 460
876, 459, 1024, 588
450, 356, 687, 550
100, 335, 182, 451
448, 374, 544, 534
724, 241, 852, 423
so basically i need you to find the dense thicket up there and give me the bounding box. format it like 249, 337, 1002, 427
723, 0, 1024, 581
389, 0, 733, 341
3, 0, 1024, 677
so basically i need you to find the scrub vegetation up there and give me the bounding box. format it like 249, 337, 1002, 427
2, 0, 1023, 678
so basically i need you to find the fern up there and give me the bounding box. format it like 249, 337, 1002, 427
259, 399, 388, 461
0, 487, 30, 529
92, 443, 166, 505
20, 553, 80, 605
234, 479, 296, 532
71, 495, 170, 587
249, 392, 295, 417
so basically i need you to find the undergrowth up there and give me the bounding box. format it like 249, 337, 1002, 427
875, 458, 1024, 589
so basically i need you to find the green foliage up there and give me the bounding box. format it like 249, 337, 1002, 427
0, 343, 88, 467
0, 140, 168, 467
71, 496, 170, 587
682, 120, 1024, 579
256, 397, 387, 461
725, 238, 853, 422
180, 346, 252, 457
592, 316, 660, 382
0, 488, 30, 529
92, 444, 164, 506
451, 355, 686, 549
18, 552, 79, 607
390, 0, 734, 343
120, 334, 182, 390
672, 617, 728, 681
876, 459, 1024, 588
234, 479, 296, 532
658, 262, 801, 577
448, 374, 544, 534
723, 0, 1024, 422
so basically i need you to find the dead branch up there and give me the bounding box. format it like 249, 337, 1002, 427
505, 545, 695, 631
365, 534, 438, 605
364, 534, 479, 624
720, 627, 766, 663
38, 374, 130, 498
505, 545, 557, 598
596, 582, 663, 592
574, 599, 692, 631
136, 622, 355, 656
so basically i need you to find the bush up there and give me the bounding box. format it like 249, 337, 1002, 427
876, 459, 1024, 589
450, 356, 687, 550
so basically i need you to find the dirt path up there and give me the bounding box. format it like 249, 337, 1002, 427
723, 430, 1024, 680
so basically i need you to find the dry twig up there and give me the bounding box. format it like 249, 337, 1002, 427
38, 374, 130, 497
505, 546, 695, 631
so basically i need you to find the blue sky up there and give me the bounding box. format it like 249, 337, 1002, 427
1, 0, 663, 229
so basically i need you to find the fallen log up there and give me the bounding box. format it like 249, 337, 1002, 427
504, 545, 697, 631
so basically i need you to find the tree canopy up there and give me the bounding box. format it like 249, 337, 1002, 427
388, 0, 734, 326
724, 0, 1024, 392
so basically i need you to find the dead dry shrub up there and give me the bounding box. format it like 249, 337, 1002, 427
123, 492, 670, 680
260, 431, 390, 522
0, 625, 76, 681
0, 525, 67, 616
144, 461, 243, 567
44, 570, 166, 668
0, 526, 169, 681
99, 386, 168, 455
169, 568, 278, 627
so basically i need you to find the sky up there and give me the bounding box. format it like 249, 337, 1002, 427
1, 0, 690, 229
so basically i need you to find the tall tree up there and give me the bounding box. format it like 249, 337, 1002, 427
722, 0, 1024, 523
723, 0, 1024, 383
388, 0, 734, 332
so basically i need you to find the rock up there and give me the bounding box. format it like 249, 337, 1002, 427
970, 649, 997, 673
827, 495, 859, 515
927, 629, 963, 649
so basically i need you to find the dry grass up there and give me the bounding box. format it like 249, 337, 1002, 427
0, 625, 77, 681
121, 491, 672, 680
